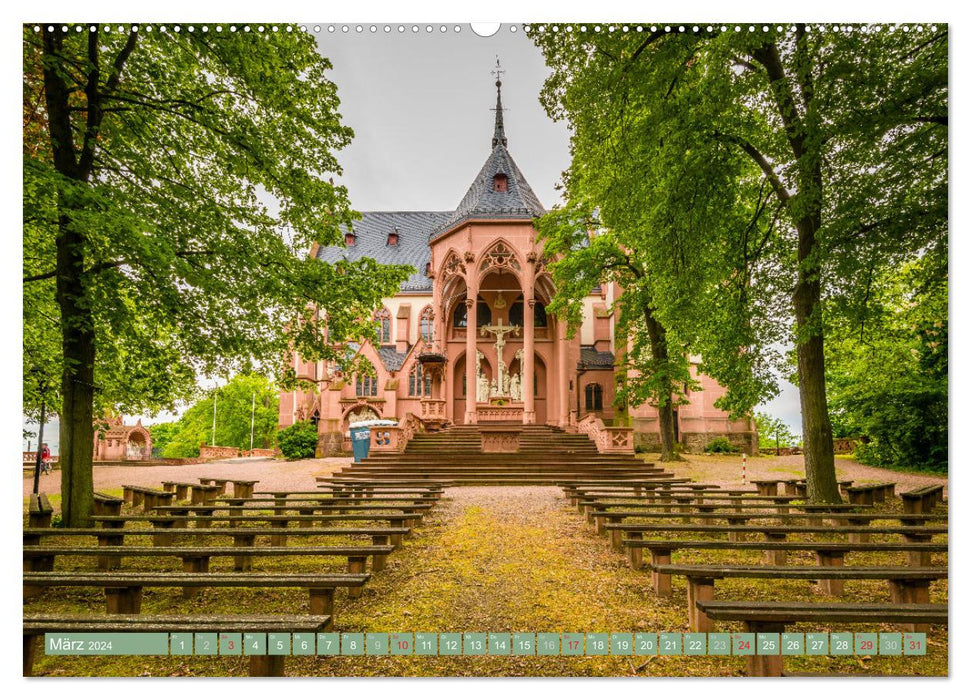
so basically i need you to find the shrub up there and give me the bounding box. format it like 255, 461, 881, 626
276, 421, 319, 460
634, 444, 649, 454
705, 437, 739, 454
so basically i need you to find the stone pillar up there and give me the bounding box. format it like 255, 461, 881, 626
557, 315, 570, 427
523, 299, 536, 425
464, 284, 478, 424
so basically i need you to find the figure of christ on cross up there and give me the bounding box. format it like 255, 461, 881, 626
480, 318, 521, 397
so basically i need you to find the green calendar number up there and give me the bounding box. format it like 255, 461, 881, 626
341, 633, 365, 656
317, 633, 339, 656
170, 633, 192, 656
268, 633, 289, 656
684, 633, 706, 656
634, 633, 657, 656
806, 633, 829, 655
561, 633, 584, 656
243, 633, 266, 655
904, 633, 926, 656
782, 633, 804, 656
707, 633, 731, 656
194, 633, 217, 656
415, 633, 438, 655
439, 633, 462, 656
879, 633, 902, 656
732, 633, 755, 656
366, 633, 389, 655
391, 633, 413, 656
292, 633, 315, 656
464, 633, 487, 655
830, 633, 853, 656
586, 633, 608, 656
855, 633, 878, 656
513, 633, 535, 655
757, 633, 780, 656
610, 633, 633, 656
537, 633, 560, 656
489, 633, 511, 655
659, 633, 682, 655
219, 633, 242, 656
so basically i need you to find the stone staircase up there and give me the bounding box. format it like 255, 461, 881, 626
334, 424, 673, 485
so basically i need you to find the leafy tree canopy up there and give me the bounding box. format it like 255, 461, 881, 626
23, 24, 412, 524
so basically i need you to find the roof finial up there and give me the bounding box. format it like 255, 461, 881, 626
490, 56, 507, 148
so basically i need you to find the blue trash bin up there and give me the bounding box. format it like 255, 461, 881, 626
350, 427, 371, 462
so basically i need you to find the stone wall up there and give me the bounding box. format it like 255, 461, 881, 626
242, 448, 278, 458
199, 444, 240, 459
316, 431, 346, 457
634, 430, 758, 456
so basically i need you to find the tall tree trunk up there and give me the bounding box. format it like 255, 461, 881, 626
43, 28, 98, 526
56, 209, 97, 527
793, 217, 841, 504
643, 305, 680, 462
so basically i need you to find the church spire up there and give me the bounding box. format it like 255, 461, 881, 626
491, 57, 507, 148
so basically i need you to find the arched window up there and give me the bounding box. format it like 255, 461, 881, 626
420, 306, 435, 341
452, 298, 491, 328
585, 383, 604, 411
355, 360, 378, 397
509, 298, 548, 327
374, 308, 392, 344
408, 365, 432, 397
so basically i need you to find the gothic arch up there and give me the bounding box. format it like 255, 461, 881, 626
476, 238, 524, 284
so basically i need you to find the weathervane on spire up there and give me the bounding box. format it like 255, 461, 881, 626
490, 56, 507, 148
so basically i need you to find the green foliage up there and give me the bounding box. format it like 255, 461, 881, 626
276, 420, 319, 460
147, 421, 179, 457
705, 437, 739, 454
160, 374, 280, 458
827, 252, 948, 472
754, 411, 799, 450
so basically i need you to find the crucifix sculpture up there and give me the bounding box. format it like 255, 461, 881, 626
481, 317, 521, 396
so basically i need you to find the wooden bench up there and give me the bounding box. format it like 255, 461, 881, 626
845, 482, 897, 505
646, 563, 947, 632
92, 492, 124, 516
27, 494, 54, 528
750, 479, 783, 496
694, 601, 947, 676
229, 495, 440, 508
606, 522, 948, 556
155, 502, 433, 516
230, 480, 259, 498
24, 544, 394, 594
778, 479, 854, 498
24, 527, 410, 563
161, 481, 197, 500
93, 513, 418, 548
624, 538, 948, 587
23, 614, 333, 676
902, 484, 946, 514
586, 502, 867, 526
121, 485, 177, 511
23, 571, 369, 623
198, 477, 231, 494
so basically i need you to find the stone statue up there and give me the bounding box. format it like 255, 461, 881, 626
477, 373, 490, 403
509, 372, 521, 402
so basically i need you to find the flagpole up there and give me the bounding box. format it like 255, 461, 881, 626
211, 389, 217, 446
250, 392, 256, 451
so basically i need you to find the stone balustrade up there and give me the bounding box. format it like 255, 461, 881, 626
577, 415, 635, 454
199, 444, 241, 459
370, 413, 421, 453
480, 426, 521, 453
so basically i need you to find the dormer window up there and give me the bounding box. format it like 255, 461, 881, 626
425, 261, 432, 276
344, 231, 357, 246
493, 173, 508, 192
387, 227, 399, 246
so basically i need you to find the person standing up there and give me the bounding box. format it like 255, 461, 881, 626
40, 443, 51, 475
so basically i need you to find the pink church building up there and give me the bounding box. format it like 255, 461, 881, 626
279, 78, 756, 456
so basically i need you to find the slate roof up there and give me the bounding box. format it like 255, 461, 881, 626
312, 78, 544, 292
432, 143, 546, 237
376, 345, 411, 372
315, 211, 450, 293
578, 346, 616, 369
